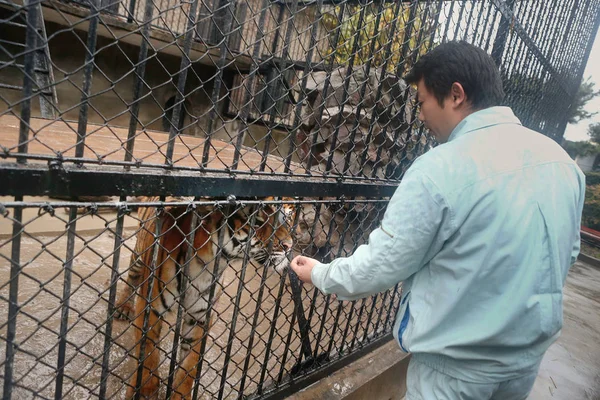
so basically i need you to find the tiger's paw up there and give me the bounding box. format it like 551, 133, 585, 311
114, 299, 135, 321
125, 375, 160, 400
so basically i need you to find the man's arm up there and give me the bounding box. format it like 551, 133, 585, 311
294, 166, 454, 301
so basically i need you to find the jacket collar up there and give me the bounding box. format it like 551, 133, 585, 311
448, 106, 522, 142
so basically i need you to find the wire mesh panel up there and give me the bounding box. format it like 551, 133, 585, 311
0, 198, 398, 399
1, 0, 600, 399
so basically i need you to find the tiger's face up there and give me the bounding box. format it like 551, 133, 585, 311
222, 200, 296, 273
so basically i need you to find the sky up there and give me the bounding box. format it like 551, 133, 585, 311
564, 28, 600, 142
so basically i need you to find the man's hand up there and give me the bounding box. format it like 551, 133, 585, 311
290, 255, 319, 284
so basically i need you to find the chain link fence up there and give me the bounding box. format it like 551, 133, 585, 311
1, 0, 600, 399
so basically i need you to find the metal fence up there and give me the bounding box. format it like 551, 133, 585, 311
1, 0, 599, 399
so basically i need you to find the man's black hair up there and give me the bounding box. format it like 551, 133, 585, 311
405, 41, 505, 109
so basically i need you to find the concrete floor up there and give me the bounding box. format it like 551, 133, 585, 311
529, 260, 600, 400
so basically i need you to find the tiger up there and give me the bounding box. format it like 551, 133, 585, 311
114, 196, 296, 400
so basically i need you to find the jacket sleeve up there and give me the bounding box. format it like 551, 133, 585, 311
311, 165, 454, 301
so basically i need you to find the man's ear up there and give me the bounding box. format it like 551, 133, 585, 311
450, 82, 467, 108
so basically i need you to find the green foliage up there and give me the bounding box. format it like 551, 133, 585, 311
569, 77, 600, 125
582, 171, 600, 231
588, 122, 600, 144
322, 3, 434, 73
583, 183, 600, 231
585, 172, 600, 186
563, 140, 599, 159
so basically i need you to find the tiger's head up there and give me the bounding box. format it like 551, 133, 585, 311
222, 198, 296, 273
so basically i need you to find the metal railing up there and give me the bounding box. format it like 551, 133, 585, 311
1, 0, 599, 399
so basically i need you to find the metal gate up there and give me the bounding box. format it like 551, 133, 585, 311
1, 0, 599, 399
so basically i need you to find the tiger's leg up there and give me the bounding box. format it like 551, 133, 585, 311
115, 253, 143, 321
171, 315, 213, 400
126, 283, 164, 399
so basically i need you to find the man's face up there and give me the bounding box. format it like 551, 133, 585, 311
416, 79, 457, 143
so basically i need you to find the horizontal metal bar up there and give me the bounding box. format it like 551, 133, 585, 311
0, 163, 398, 198
0, 39, 26, 47
0, 82, 23, 90
251, 333, 394, 400
0, 61, 26, 69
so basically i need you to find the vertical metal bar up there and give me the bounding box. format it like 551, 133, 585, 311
491, 0, 515, 66
372, 289, 389, 336
323, 3, 368, 175
191, 206, 230, 400
17, 1, 39, 164
462, 0, 476, 41
75, 7, 99, 160
257, 3, 286, 172
325, 299, 344, 357
128, 0, 137, 23
302, 203, 328, 330
256, 204, 302, 395
312, 293, 331, 358
276, 300, 298, 384
349, 298, 367, 349
236, 250, 272, 398
387, 4, 433, 180
426, 2, 444, 61
98, 198, 127, 400
340, 0, 385, 176
483, 6, 500, 52
376, 1, 419, 180
2, 198, 23, 400
441, 0, 455, 43
305, 4, 346, 173
231, 0, 270, 170
452, 0, 467, 41
256, 272, 287, 395
124, 0, 154, 164
397, 1, 418, 77
236, 203, 289, 397
476, 1, 494, 48
384, 283, 401, 330
324, 199, 356, 356
54, 206, 78, 400
216, 206, 259, 400
259, 0, 299, 172
164, 0, 201, 166
357, 0, 404, 174
556, 0, 581, 76
165, 205, 199, 400
285, 0, 323, 173
557, 2, 600, 139
338, 300, 357, 355
362, 293, 379, 342
287, 269, 314, 367
547, 0, 574, 73
201, 0, 236, 168
33, 0, 57, 119
134, 202, 163, 400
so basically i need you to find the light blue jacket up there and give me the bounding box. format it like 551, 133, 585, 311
311, 107, 585, 383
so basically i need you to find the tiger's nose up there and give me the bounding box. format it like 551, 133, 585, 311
281, 240, 293, 252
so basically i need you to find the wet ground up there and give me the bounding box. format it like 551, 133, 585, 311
529, 260, 600, 400
0, 204, 397, 399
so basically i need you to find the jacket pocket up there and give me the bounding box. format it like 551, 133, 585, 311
398, 291, 411, 352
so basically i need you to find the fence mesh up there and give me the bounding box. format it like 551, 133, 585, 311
1, 0, 600, 398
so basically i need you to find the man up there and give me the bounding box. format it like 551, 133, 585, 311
291, 41, 585, 399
